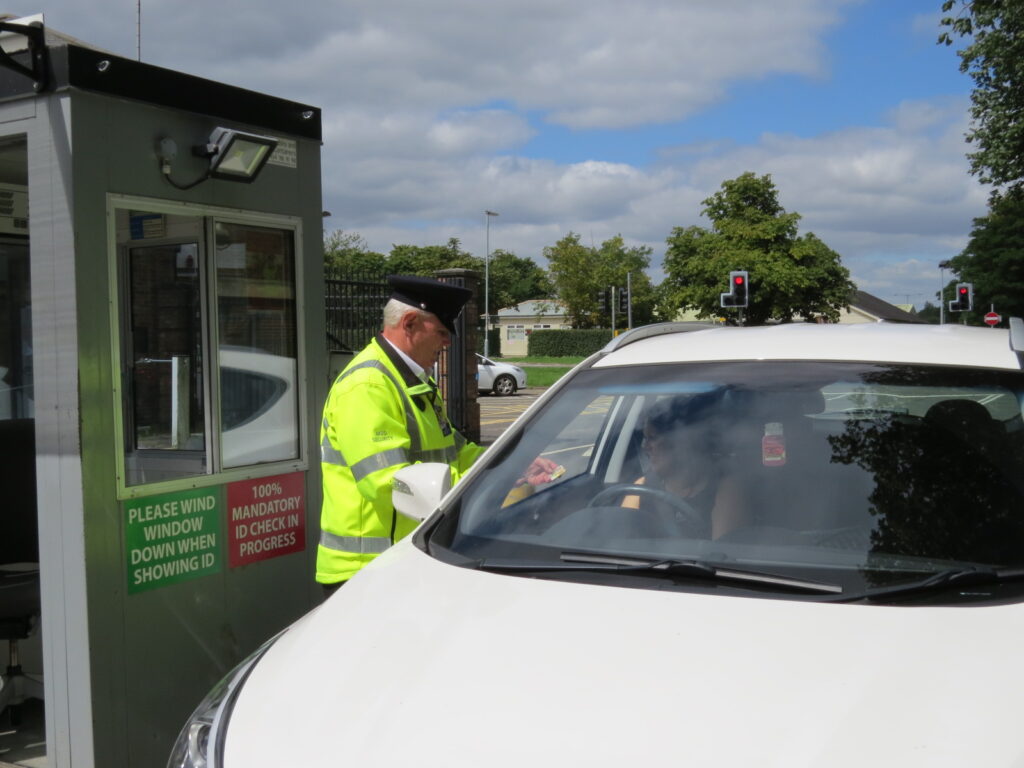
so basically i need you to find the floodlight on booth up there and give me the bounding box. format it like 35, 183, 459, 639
203, 128, 278, 183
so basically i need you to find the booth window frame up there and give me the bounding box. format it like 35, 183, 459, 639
107, 194, 308, 499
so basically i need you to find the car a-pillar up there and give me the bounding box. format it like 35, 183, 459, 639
0, 16, 326, 768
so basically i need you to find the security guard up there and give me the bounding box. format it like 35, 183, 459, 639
317, 275, 484, 594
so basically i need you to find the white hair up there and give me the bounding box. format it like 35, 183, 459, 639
383, 298, 430, 328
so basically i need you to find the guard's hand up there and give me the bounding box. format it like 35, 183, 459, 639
521, 456, 562, 486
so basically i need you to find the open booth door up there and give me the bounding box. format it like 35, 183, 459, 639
0, 135, 45, 763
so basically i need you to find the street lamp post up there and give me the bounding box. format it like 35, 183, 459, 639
484, 210, 498, 357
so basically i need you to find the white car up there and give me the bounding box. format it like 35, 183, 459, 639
171, 321, 1024, 768
476, 353, 526, 395
219, 347, 298, 468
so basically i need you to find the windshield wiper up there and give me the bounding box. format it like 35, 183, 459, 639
475, 552, 843, 595
840, 565, 1024, 603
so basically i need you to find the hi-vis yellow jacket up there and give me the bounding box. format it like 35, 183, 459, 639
317, 335, 483, 584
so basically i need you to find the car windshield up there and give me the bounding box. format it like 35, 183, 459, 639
429, 361, 1024, 600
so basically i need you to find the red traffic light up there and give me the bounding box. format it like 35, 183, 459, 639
721, 270, 749, 308
949, 282, 973, 312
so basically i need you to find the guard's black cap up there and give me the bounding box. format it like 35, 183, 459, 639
388, 274, 473, 335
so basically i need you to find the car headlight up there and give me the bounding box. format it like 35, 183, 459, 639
167, 633, 280, 768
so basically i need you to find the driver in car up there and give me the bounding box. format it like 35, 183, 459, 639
622, 392, 747, 539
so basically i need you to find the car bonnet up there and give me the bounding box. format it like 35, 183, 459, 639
224, 540, 1024, 767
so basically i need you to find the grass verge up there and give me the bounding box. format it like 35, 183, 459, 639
502, 355, 586, 365
522, 366, 574, 388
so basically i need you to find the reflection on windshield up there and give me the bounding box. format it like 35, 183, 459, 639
829, 404, 1024, 566
435, 361, 1024, 597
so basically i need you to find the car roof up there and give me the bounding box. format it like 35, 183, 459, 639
219, 346, 296, 377
593, 322, 1024, 371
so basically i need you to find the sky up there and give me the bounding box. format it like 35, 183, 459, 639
8, 0, 985, 309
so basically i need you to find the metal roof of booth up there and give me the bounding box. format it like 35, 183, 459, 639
0, 18, 321, 141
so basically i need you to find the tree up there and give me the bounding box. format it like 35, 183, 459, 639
594, 235, 657, 328
387, 237, 480, 276
485, 250, 553, 312
940, 1, 1024, 192
939, 3, 1024, 323
948, 191, 1024, 323
324, 234, 550, 315
661, 172, 856, 325
545, 233, 602, 327
545, 232, 657, 328
917, 301, 941, 324
323, 230, 387, 273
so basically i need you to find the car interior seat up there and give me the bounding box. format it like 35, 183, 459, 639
924, 399, 1001, 450
922, 398, 1024, 501
0, 417, 43, 724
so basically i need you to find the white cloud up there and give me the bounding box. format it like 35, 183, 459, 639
323, 93, 985, 308
11, 0, 982, 309
25, 0, 847, 128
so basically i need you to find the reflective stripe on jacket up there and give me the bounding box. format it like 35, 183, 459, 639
317, 335, 483, 583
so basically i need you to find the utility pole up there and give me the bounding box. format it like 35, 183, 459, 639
626, 272, 632, 329
939, 260, 952, 325
483, 210, 498, 357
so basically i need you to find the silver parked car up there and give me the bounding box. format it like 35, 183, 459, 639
476, 353, 526, 396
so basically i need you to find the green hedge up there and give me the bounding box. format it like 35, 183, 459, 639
528, 329, 613, 357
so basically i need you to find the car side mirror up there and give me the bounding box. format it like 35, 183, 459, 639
392, 462, 452, 521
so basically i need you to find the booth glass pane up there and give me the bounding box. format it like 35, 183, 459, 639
124, 239, 207, 485
0, 239, 31, 420
214, 222, 298, 468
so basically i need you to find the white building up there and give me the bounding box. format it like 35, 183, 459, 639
495, 299, 571, 356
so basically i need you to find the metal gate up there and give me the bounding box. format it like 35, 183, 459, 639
324, 267, 480, 442
324, 268, 390, 356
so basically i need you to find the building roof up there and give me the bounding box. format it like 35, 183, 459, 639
850, 290, 926, 323
497, 299, 567, 318
497, 292, 922, 325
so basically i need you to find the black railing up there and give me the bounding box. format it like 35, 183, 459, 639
434, 269, 479, 442
324, 267, 390, 354
324, 267, 481, 442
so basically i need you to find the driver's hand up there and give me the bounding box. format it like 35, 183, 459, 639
621, 476, 646, 509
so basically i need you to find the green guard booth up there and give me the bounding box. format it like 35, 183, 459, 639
0, 15, 327, 767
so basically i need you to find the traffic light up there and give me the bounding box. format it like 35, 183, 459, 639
618, 287, 629, 314
720, 270, 749, 308
949, 282, 973, 312
596, 288, 610, 313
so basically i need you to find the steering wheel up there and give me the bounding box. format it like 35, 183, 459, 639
586, 483, 705, 535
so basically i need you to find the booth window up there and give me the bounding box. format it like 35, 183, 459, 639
215, 222, 298, 468
117, 209, 300, 487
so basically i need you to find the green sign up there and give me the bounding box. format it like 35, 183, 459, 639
125, 487, 222, 594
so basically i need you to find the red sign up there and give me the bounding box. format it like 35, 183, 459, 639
985, 312, 1001, 327
227, 472, 305, 567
